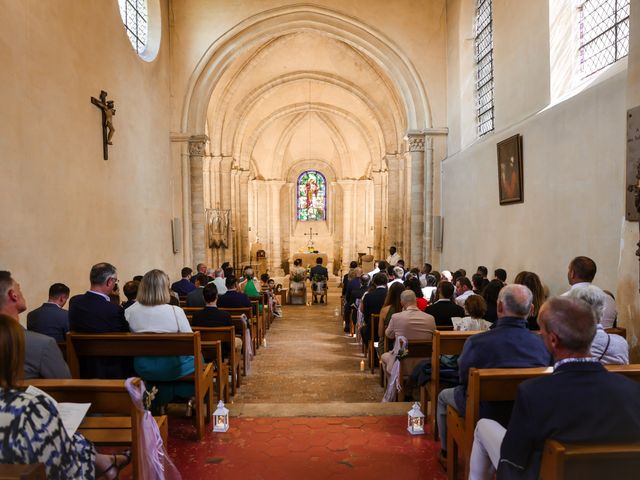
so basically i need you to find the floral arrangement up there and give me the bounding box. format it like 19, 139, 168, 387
290, 271, 306, 282
396, 348, 409, 361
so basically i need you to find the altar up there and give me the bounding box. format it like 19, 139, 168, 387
290, 252, 329, 269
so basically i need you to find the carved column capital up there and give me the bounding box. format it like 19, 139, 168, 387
188, 134, 209, 156
406, 132, 426, 152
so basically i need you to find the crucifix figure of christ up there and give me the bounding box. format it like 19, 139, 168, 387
304, 227, 318, 250
90, 90, 116, 160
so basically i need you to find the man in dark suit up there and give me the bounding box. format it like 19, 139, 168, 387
0, 271, 70, 379
186, 273, 208, 307
192, 283, 242, 359
310, 257, 329, 304
425, 281, 465, 328
344, 273, 368, 334
171, 267, 196, 296
360, 272, 388, 346
68, 262, 131, 379
469, 296, 640, 480
27, 283, 70, 342
218, 276, 252, 309
437, 284, 552, 467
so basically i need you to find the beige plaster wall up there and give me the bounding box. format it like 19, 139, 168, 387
0, 0, 181, 321
618, 0, 640, 360
442, 69, 626, 296
169, 0, 448, 131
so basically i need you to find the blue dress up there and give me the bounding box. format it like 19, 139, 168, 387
134, 355, 196, 405
0, 389, 95, 479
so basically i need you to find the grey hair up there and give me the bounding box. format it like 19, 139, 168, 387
539, 296, 596, 353
214, 268, 224, 278
498, 284, 533, 318
566, 285, 605, 325
393, 266, 404, 279
400, 289, 417, 306
89, 263, 117, 285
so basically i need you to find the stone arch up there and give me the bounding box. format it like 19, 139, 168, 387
181, 4, 431, 135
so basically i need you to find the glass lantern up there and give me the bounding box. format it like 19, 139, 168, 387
407, 402, 425, 435
213, 400, 229, 432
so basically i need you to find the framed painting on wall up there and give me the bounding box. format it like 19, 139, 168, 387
497, 134, 523, 205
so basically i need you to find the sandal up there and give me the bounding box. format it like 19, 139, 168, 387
97, 449, 131, 480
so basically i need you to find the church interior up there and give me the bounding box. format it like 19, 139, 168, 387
2, 0, 640, 478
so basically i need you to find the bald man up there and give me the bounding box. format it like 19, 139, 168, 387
436, 284, 552, 468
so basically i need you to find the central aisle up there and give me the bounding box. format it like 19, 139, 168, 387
233, 290, 388, 413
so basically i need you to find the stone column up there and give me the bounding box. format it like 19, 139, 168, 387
371, 169, 386, 259
338, 180, 355, 268
268, 180, 285, 275
407, 132, 426, 267
424, 136, 434, 263
386, 154, 404, 257
238, 169, 250, 266
188, 134, 208, 267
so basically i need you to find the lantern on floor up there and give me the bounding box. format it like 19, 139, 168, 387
213, 400, 229, 432
407, 402, 425, 435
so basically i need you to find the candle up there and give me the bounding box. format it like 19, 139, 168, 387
360, 360, 365, 371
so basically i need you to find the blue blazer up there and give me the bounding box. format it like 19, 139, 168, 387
27, 303, 69, 343
498, 361, 640, 479
68, 292, 131, 379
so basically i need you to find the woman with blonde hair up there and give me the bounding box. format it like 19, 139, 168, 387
0, 314, 130, 479
125, 269, 196, 408
377, 282, 405, 356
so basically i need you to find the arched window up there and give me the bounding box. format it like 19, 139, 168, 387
475, 0, 494, 136
579, 0, 630, 77
297, 171, 327, 221
118, 0, 148, 55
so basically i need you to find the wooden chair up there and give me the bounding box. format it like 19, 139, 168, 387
25, 378, 168, 479
191, 326, 241, 396
539, 439, 640, 480
446, 365, 640, 480
65, 332, 214, 441
0, 464, 46, 479
421, 330, 477, 440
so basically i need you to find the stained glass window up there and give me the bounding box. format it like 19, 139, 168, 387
475, 0, 494, 136
297, 171, 327, 221
118, 0, 148, 56
579, 0, 630, 77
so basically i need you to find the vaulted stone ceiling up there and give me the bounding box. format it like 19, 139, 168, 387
205, 30, 408, 181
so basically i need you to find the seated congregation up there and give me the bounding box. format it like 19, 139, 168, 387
0, 260, 278, 477
340, 252, 636, 478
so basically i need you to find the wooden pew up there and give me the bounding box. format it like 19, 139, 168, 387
605, 327, 627, 339
367, 314, 380, 373
394, 339, 433, 402
249, 298, 265, 346
0, 464, 45, 479
65, 332, 214, 441
25, 378, 167, 480
446, 365, 640, 480
421, 330, 478, 440
219, 306, 257, 356
191, 326, 241, 396
198, 339, 229, 403
539, 439, 640, 480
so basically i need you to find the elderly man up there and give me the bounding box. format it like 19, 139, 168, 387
0, 271, 70, 379
566, 285, 628, 364
26, 282, 70, 342
380, 290, 436, 374
190, 262, 208, 284
468, 296, 640, 480
68, 262, 130, 378
211, 268, 228, 295
563, 256, 617, 328
387, 266, 405, 287
436, 284, 551, 467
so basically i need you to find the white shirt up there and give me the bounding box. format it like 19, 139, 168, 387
455, 289, 474, 307
386, 252, 401, 265
87, 290, 110, 301
387, 278, 404, 288
212, 277, 228, 295
125, 303, 192, 333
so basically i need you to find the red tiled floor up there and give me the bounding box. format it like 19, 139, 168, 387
167, 416, 446, 479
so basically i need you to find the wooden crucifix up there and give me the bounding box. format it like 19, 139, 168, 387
304, 227, 318, 249
90, 90, 116, 160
